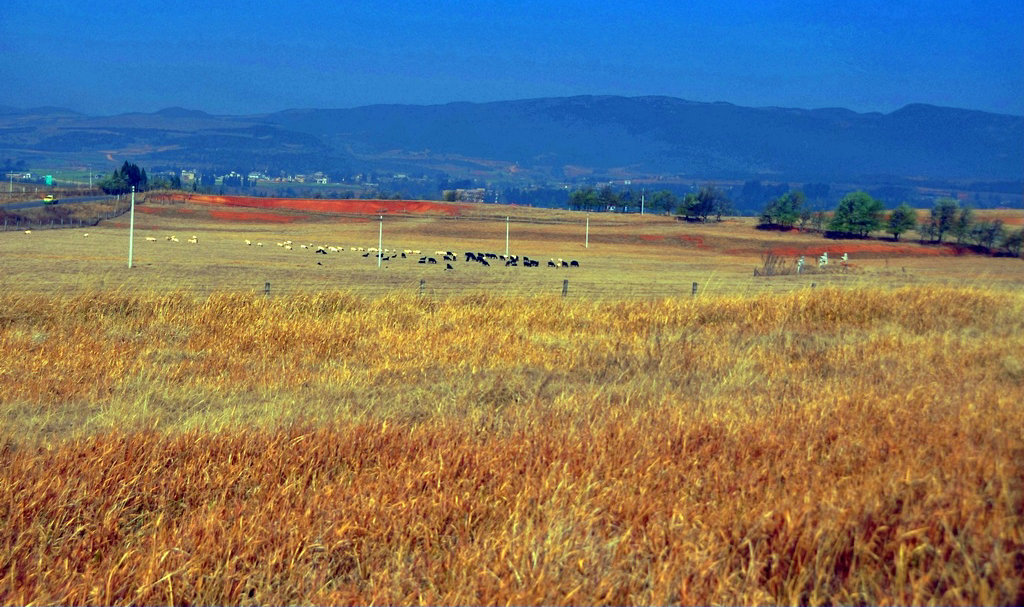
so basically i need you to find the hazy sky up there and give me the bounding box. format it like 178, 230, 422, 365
2, 0, 1021, 116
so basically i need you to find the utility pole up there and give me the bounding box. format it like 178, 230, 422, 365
505, 216, 509, 257
641, 189, 645, 215
377, 215, 383, 268
127, 186, 135, 268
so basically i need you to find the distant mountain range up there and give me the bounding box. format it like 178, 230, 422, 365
1, 96, 1021, 184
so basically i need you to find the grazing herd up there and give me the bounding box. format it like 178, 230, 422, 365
25, 230, 582, 270
249, 238, 582, 270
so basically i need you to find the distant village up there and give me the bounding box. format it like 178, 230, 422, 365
178, 170, 330, 186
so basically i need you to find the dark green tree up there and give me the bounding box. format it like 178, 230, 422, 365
969, 220, 1005, 252
758, 191, 805, 228
1001, 228, 1023, 257
650, 190, 677, 214
676, 193, 697, 218
828, 191, 883, 237
681, 185, 731, 221
618, 189, 634, 209
98, 161, 148, 195
887, 203, 918, 241
568, 187, 599, 211
951, 206, 974, 244
597, 185, 619, 210
925, 198, 959, 243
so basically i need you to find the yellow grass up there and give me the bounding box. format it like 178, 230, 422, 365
0, 201, 1022, 605
1, 286, 1022, 605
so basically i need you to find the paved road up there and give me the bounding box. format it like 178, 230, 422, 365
1, 195, 116, 211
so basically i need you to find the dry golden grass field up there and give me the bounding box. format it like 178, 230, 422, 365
1, 196, 1022, 605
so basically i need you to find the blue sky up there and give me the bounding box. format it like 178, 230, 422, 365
1, 0, 1021, 115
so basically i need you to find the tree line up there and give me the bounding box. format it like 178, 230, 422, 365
759, 190, 1023, 257
97, 161, 148, 195
568, 185, 732, 221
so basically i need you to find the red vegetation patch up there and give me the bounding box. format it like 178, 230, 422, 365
639, 234, 665, 241
152, 193, 466, 216
678, 234, 710, 250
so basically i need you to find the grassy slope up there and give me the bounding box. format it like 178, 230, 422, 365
1, 287, 1022, 605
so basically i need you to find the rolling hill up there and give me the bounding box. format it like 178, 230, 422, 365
1, 96, 1020, 183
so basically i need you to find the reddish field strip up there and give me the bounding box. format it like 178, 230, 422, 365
151, 193, 467, 216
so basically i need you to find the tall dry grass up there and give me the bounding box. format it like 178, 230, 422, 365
1, 287, 1022, 605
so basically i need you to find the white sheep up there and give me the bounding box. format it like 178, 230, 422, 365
145, 236, 157, 242
245, 239, 252, 246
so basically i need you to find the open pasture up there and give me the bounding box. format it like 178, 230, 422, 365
1, 196, 1022, 605
1, 196, 1021, 297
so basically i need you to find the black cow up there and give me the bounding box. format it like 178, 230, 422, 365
480, 259, 490, 267
570, 260, 579, 267
446, 263, 453, 270
548, 260, 557, 267
428, 257, 437, 264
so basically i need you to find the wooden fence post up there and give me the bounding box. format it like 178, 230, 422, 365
562, 279, 569, 297
419, 278, 425, 297
691, 281, 698, 296
264, 282, 271, 296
